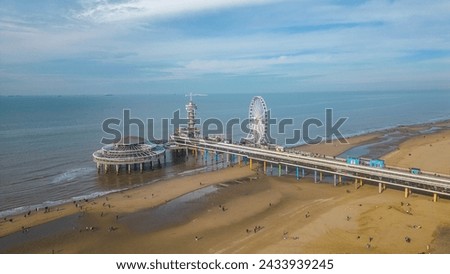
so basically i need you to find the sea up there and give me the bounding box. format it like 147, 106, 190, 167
0, 91, 449, 218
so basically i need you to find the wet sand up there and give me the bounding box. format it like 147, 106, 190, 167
0, 167, 255, 241
293, 132, 382, 157
1, 121, 449, 254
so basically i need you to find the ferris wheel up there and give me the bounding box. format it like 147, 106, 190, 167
246, 96, 269, 145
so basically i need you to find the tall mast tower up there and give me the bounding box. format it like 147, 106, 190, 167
186, 93, 197, 138
185, 92, 207, 138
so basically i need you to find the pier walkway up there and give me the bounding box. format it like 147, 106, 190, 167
171, 136, 450, 200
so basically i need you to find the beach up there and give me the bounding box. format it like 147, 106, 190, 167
382, 129, 450, 174
1, 122, 449, 254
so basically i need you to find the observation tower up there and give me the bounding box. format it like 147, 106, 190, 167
173, 93, 202, 138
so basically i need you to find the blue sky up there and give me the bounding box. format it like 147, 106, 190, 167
1, 0, 449, 95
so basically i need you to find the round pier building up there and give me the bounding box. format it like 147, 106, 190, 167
93, 136, 165, 174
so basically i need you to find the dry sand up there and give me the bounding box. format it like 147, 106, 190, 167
382, 129, 450, 175
1, 124, 449, 254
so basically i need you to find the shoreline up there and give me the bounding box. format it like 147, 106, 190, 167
294, 119, 450, 158
0, 166, 255, 240
2, 118, 449, 220
2, 175, 449, 254
1, 119, 449, 253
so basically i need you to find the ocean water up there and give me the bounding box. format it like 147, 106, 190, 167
0, 91, 449, 217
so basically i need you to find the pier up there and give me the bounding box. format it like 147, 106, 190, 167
93, 95, 450, 200
168, 95, 450, 200
171, 135, 450, 199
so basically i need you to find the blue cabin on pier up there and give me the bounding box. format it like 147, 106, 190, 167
346, 157, 360, 165
369, 159, 385, 168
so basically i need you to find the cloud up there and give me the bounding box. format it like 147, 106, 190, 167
0, 22, 102, 63
1, 0, 450, 94
160, 54, 334, 79
75, 0, 276, 23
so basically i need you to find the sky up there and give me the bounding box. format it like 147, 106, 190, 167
0, 0, 450, 95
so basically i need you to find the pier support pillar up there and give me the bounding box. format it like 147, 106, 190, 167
263, 161, 267, 174
104, 164, 108, 174
404, 187, 410, 198
249, 158, 253, 170
238, 155, 241, 166
296, 166, 299, 180
319, 172, 323, 182
116, 165, 119, 175
378, 183, 383, 193
354, 178, 358, 189
278, 164, 282, 177
339, 175, 342, 184
433, 193, 439, 202
97, 162, 101, 174
140, 163, 143, 173
127, 164, 131, 174
314, 170, 317, 183
334, 174, 337, 186
302, 168, 305, 178
359, 178, 363, 187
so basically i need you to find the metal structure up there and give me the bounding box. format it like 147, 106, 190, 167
245, 96, 269, 145
185, 93, 199, 138
93, 136, 165, 174
173, 93, 205, 138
